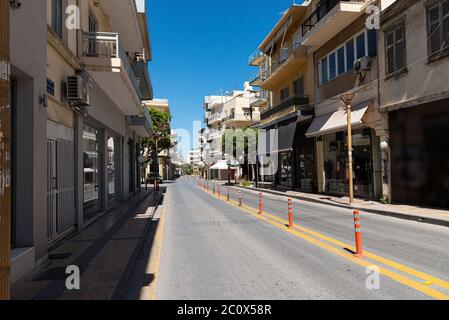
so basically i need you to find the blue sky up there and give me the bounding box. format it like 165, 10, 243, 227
147, 0, 299, 154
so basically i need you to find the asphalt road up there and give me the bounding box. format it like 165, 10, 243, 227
155, 178, 449, 300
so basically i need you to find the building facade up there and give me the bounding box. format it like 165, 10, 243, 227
378, 0, 449, 209
8, 0, 154, 284
202, 83, 260, 181
253, 4, 317, 191
1, 0, 11, 299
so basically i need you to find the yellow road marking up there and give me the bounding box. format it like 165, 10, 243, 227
199, 185, 449, 300
143, 193, 167, 301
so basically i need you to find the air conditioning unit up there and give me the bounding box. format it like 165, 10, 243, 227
354, 56, 372, 73
67, 75, 90, 107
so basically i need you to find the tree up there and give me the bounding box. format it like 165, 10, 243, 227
139, 108, 175, 168
222, 128, 259, 181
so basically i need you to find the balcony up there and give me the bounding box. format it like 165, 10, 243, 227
208, 113, 224, 125
208, 130, 223, 141
301, 0, 368, 47
261, 95, 312, 121
223, 112, 252, 124
81, 32, 143, 115
248, 50, 265, 66
126, 108, 153, 137
261, 43, 308, 90
251, 90, 269, 108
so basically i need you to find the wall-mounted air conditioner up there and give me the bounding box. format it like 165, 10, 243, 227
67, 75, 90, 107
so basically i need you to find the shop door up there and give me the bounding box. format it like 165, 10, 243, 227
47, 139, 76, 243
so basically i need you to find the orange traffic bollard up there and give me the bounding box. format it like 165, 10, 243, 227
227, 187, 230, 201
353, 210, 365, 258
288, 198, 293, 229
238, 190, 242, 207
218, 185, 221, 197
259, 193, 263, 215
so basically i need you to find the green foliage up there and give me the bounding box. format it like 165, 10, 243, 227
184, 164, 194, 176
139, 108, 174, 159
240, 180, 252, 187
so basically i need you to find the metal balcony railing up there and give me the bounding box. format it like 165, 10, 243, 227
82, 32, 142, 100
248, 50, 265, 65
261, 95, 311, 120
302, 0, 365, 36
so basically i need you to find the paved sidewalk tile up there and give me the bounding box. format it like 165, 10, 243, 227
12, 190, 161, 300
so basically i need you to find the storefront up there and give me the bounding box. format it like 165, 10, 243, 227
389, 99, 449, 209
322, 129, 374, 199
82, 122, 102, 222
306, 101, 383, 200
259, 116, 316, 191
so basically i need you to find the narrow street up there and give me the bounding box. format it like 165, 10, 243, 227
152, 178, 449, 300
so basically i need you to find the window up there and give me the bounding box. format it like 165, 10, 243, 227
385, 24, 406, 75
319, 30, 371, 85
346, 39, 355, 71
280, 87, 290, 101
356, 33, 366, 59
293, 77, 304, 95
321, 57, 328, 85
51, 0, 64, 39
337, 47, 345, 75
368, 29, 377, 57
88, 11, 98, 56
329, 52, 336, 80
427, 0, 449, 61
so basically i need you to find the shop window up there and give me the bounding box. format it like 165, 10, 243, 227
323, 130, 374, 199
83, 123, 102, 222
279, 152, 294, 188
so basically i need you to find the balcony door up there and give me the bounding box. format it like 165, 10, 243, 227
87, 11, 98, 56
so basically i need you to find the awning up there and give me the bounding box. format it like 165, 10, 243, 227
258, 117, 297, 155
273, 118, 297, 153
210, 160, 234, 170
306, 104, 369, 138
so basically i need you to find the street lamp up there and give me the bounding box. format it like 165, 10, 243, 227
340, 93, 357, 206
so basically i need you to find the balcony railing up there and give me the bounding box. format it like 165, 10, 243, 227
82, 32, 142, 100
248, 50, 265, 65
261, 95, 311, 120
302, 0, 364, 36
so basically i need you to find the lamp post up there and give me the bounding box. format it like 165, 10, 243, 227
340, 93, 357, 206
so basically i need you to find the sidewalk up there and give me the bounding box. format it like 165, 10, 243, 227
11, 189, 162, 300
205, 179, 449, 228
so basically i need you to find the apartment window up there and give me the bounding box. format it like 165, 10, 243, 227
319, 30, 373, 85
356, 33, 366, 59
368, 29, 378, 57
337, 47, 345, 75
346, 40, 355, 71
329, 52, 336, 80
280, 87, 290, 101
385, 24, 406, 75
293, 77, 304, 95
88, 11, 98, 56
427, 0, 449, 61
51, 0, 64, 39
321, 57, 328, 85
